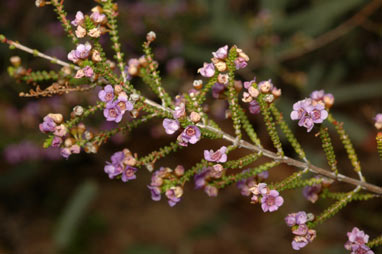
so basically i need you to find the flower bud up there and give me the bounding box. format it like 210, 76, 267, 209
234, 80, 243, 92
174, 165, 185, 176
146, 31, 156, 42
271, 87, 282, 98
212, 164, 223, 172
73, 105, 84, 116
84, 142, 98, 153
190, 111, 201, 123
193, 80, 203, 90
173, 186, 183, 198
10, 56, 21, 67
131, 109, 139, 118
35, 0, 46, 7
130, 93, 140, 101
91, 6, 103, 13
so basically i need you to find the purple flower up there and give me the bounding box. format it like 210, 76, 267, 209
291, 98, 328, 132
309, 103, 328, 124
165, 186, 183, 207
53, 124, 67, 137
204, 146, 227, 163
198, 62, 215, 77
173, 103, 186, 119
68, 43, 92, 63
204, 185, 218, 197
162, 118, 180, 135
103, 101, 123, 123
115, 93, 133, 113
302, 183, 322, 203
71, 11, 84, 26
295, 211, 308, 225
51, 136, 63, 148
212, 45, 228, 59
194, 168, 209, 189
90, 11, 106, 24
310, 90, 325, 101
285, 213, 297, 227
292, 224, 309, 236
261, 190, 284, 212
60, 147, 71, 159
121, 166, 137, 182
82, 66, 94, 78
178, 125, 201, 146
292, 237, 309, 250
350, 244, 374, 254
98, 85, 115, 103
212, 82, 226, 99
39, 116, 56, 133
291, 229, 316, 250
249, 100, 261, 114
345, 227, 369, 249
234, 57, 247, 70
148, 185, 161, 201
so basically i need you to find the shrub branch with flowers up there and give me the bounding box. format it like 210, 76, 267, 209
1, 0, 382, 252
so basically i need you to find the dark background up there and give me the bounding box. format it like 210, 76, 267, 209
0, 0, 381, 253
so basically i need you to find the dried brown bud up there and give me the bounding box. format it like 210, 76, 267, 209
234, 80, 243, 92
77, 123, 86, 134
193, 80, 203, 90
35, 0, 46, 7
64, 138, 75, 147
47, 113, 63, 124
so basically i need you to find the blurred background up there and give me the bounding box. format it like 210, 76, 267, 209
0, 0, 381, 253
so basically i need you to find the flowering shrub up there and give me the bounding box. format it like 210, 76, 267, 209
1, 0, 381, 252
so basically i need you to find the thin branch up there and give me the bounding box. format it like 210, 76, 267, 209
4, 36, 382, 195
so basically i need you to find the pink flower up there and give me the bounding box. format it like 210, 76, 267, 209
162, 118, 180, 135
71, 11, 84, 27
212, 45, 228, 59
198, 62, 215, 77
261, 190, 284, 212
204, 146, 227, 163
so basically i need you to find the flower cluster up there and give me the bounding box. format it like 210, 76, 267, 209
290, 96, 329, 132
285, 211, 316, 250
249, 182, 284, 212
242, 78, 281, 114
194, 165, 224, 197
345, 227, 374, 254
126, 56, 151, 77
104, 149, 138, 182
147, 166, 184, 206
68, 42, 92, 64
98, 85, 134, 123
236, 170, 269, 196
39, 113, 81, 159
204, 146, 227, 163
71, 8, 107, 39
